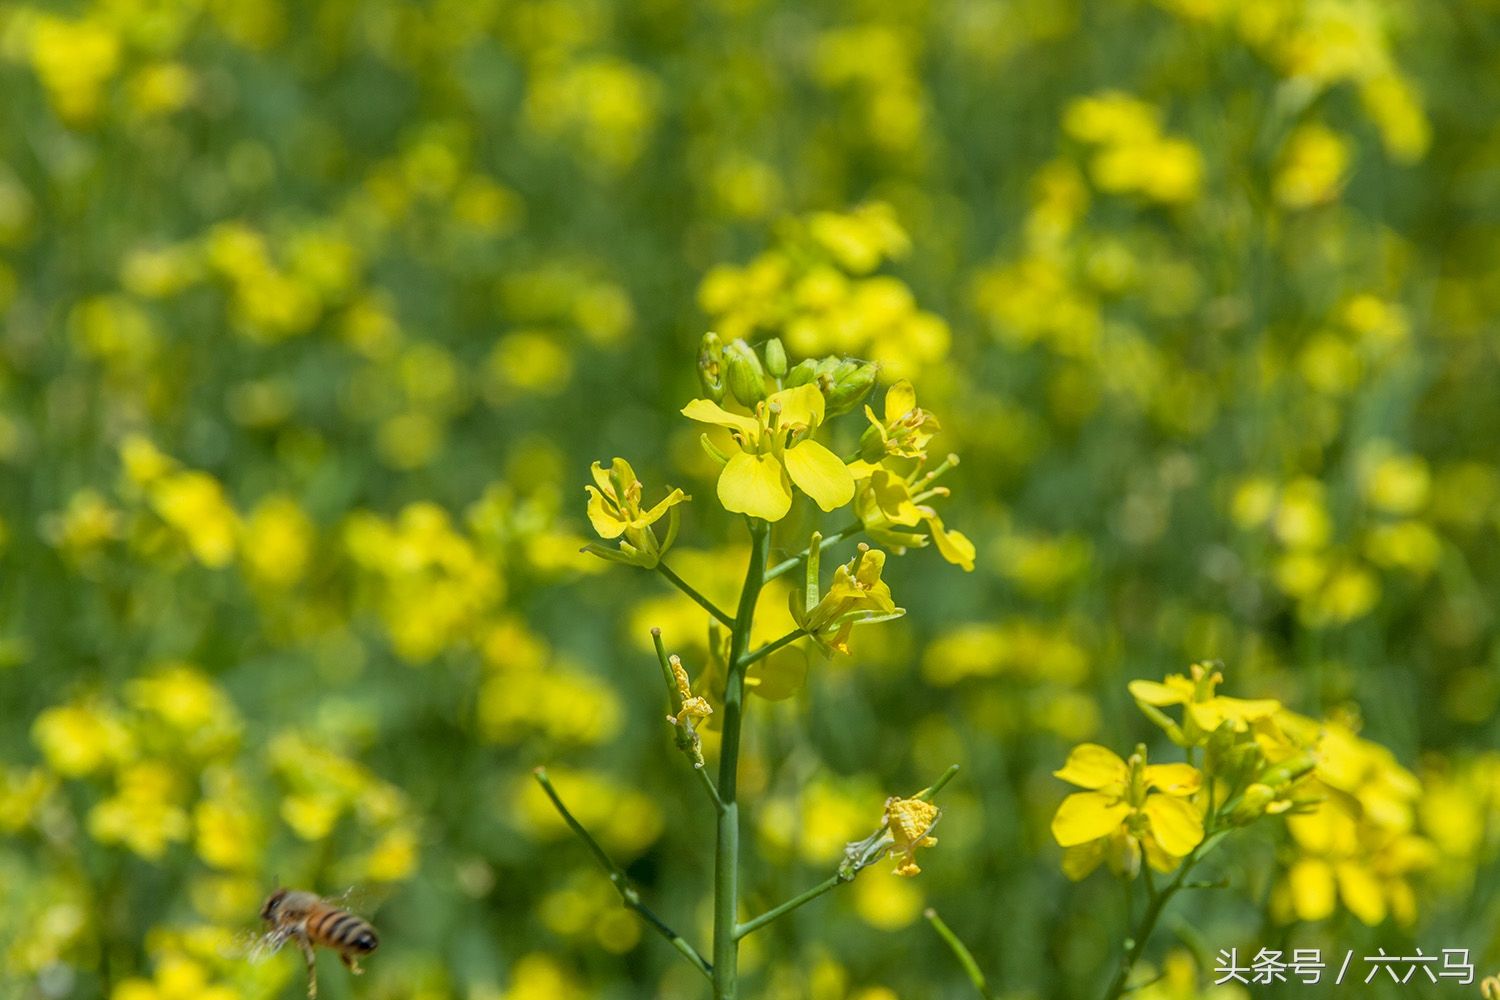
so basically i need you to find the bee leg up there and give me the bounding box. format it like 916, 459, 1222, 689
299, 938, 318, 999
340, 952, 364, 976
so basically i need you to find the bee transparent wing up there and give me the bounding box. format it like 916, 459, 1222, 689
325, 884, 390, 919
246, 927, 291, 965
221, 927, 285, 964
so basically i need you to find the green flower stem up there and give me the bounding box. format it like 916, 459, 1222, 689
924, 908, 995, 1000
1101, 822, 1221, 1000
656, 560, 735, 627
914, 763, 960, 801
532, 768, 713, 981
652, 627, 724, 812
736, 628, 806, 669
713, 518, 771, 1000
734, 874, 844, 939
763, 520, 862, 582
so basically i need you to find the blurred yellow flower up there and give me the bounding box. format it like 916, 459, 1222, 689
33, 701, 133, 777
1274, 124, 1352, 209
88, 761, 190, 859
1052, 744, 1203, 878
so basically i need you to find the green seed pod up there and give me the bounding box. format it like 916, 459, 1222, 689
763, 337, 788, 379
724, 338, 767, 405
697, 332, 726, 403
823, 359, 879, 416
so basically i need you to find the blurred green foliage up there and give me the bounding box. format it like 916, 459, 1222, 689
2, 0, 1500, 998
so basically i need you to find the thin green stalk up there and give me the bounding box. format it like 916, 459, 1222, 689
734, 874, 843, 939
657, 560, 735, 627
532, 768, 713, 981
1101, 826, 1218, 1000
763, 520, 861, 582
737, 628, 806, 669
925, 908, 995, 1000
713, 518, 771, 1000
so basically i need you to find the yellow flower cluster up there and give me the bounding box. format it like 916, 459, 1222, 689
30, 664, 241, 862
343, 502, 504, 662
698, 204, 950, 380
1231, 438, 1441, 628
1271, 710, 1432, 926
269, 733, 419, 882
1053, 662, 1434, 929
1063, 91, 1204, 204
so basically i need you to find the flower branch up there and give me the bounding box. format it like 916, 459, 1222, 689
532, 767, 713, 981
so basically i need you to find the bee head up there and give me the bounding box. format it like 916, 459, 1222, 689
260, 887, 289, 925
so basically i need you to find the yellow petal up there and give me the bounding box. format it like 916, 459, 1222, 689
924, 510, 976, 571
1053, 744, 1127, 790
767, 382, 825, 429
1335, 861, 1387, 925
681, 398, 759, 437
1143, 763, 1202, 796
1288, 858, 1336, 921
1127, 679, 1189, 706
745, 647, 809, 700
585, 486, 626, 539
884, 379, 917, 423
783, 440, 855, 512
718, 452, 791, 521
589, 461, 613, 494
871, 471, 922, 525
639, 487, 689, 526
1051, 791, 1130, 847
1141, 794, 1204, 856
1060, 840, 1107, 881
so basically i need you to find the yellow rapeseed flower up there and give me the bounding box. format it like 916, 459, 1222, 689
1051, 743, 1204, 878
582, 457, 688, 568
683, 382, 854, 521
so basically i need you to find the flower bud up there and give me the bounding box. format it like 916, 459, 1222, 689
697, 332, 726, 403
822, 359, 879, 416
785, 356, 836, 388
1258, 752, 1318, 789
724, 338, 767, 406
763, 337, 788, 378
1229, 783, 1277, 825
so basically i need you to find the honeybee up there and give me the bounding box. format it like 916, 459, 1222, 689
259, 888, 380, 999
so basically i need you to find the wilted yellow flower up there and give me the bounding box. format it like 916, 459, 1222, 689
683, 382, 854, 521
883, 796, 939, 876
1051, 744, 1203, 878
666, 655, 712, 729
581, 457, 688, 568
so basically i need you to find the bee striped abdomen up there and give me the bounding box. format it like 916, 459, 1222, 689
310, 908, 379, 954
